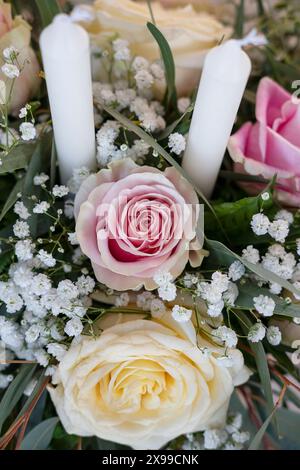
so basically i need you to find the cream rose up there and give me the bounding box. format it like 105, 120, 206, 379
0, 1, 40, 115
74, 0, 231, 96
49, 311, 250, 450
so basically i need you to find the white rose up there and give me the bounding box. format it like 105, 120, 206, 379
49, 311, 250, 450
75, 0, 231, 96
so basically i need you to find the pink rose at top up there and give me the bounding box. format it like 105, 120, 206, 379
75, 159, 203, 291
228, 77, 300, 206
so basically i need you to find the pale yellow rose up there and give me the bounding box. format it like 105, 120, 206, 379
49, 310, 249, 449
0, 1, 40, 115
75, 0, 231, 96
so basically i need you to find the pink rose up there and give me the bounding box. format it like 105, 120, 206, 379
0, 1, 40, 115
75, 159, 202, 291
228, 77, 300, 206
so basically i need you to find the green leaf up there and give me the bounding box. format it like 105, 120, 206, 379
206, 239, 300, 298
0, 143, 36, 175
237, 282, 300, 319
0, 250, 13, 275
238, 312, 274, 420
16, 371, 46, 421
20, 417, 59, 450
205, 193, 273, 245
158, 103, 194, 141
34, 0, 61, 28
147, 22, 177, 109
50, 139, 57, 189
235, 0, 245, 38
0, 177, 24, 222
22, 132, 52, 237
0, 364, 36, 434
96, 437, 129, 450
248, 407, 276, 450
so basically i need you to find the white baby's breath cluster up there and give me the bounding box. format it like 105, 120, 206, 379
180, 412, 250, 450
92, 39, 190, 168
0, 175, 98, 381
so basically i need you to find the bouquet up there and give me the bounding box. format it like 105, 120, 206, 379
0, 0, 299, 452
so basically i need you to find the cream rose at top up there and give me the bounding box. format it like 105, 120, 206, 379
75, 0, 231, 96
0, 1, 40, 114
75, 158, 202, 291
49, 312, 250, 450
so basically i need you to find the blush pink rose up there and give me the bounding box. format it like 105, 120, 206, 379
75, 159, 202, 291
228, 77, 300, 206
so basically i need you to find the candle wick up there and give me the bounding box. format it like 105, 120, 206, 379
235, 28, 268, 48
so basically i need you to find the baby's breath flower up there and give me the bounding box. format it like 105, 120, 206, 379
20, 122, 36, 141
33, 201, 50, 214
115, 292, 130, 307
134, 69, 154, 90
47, 343, 67, 361
1, 63, 19, 79
57, 280, 79, 300
76, 275, 95, 295
136, 292, 155, 311
253, 295, 275, 317
52, 185, 69, 198
168, 133, 186, 155
153, 271, 173, 286
3, 46, 19, 60
214, 325, 238, 348
207, 300, 224, 317
261, 192, 270, 201
228, 260, 245, 281
15, 239, 34, 261
37, 249, 56, 268
158, 283, 177, 302
14, 201, 30, 220
268, 219, 289, 243
64, 318, 83, 337
19, 107, 27, 119
171, 305, 192, 323
248, 322, 266, 343
13, 220, 30, 239
266, 325, 282, 346
242, 245, 260, 264
150, 298, 166, 316
68, 232, 78, 245
177, 97, 191, 114
274, 209, 294, 225
33, 173, 49, 186
251, 213, 270, 236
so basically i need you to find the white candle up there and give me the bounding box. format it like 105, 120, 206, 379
40, 14, 96, 184
182, 40, 251, 198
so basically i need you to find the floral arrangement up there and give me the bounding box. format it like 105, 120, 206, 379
0, 0, 299, 452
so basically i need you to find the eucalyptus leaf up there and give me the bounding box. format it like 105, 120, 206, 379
20, 417, 59, 450
0, 143, 36, 175
0, 250, 13, 275
0, 177, 24, 222
34, 0, 61, 28
235, 0, 245, 38
0, 364, 36, 434
248, 407, 276, 450
147, 22, 177, 109
158, 104, 194, 141
238, 312, 274, 420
